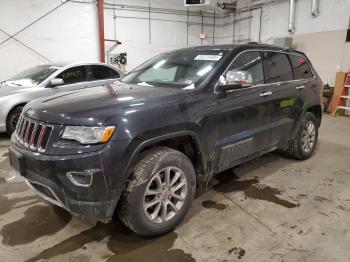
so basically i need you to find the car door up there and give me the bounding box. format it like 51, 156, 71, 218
262, 51, 299, 147
49, 65, 88, 94
86, 65, 120, 87
202, 51, 276, 173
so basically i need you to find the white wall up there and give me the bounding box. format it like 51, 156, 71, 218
0, 0, 99, 81
103, 0, 221, 70
0, 0, 349, 84
225, 0, 350, 85
258, 0, 350, 40
0, 0, 223, 81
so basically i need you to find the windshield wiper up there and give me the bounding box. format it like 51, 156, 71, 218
9, 82, 23, 86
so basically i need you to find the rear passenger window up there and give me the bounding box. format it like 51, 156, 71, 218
90, 65, 113, 80
263, 52, 293, 83
229, 51, 264, 85
57, 66, 87, 84
289, 55, 313, 79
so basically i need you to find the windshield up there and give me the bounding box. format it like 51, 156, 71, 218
121, 49, 227, 89
6, 65, 60, 87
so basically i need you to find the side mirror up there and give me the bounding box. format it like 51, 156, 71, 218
216, 70, 253, 93
50, 78, 64, 87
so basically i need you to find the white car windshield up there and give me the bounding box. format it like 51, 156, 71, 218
5, 65, 60, 87
121, 49, 227, 89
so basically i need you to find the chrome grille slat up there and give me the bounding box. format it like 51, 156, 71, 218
29, 123, 38, 150
15, 115, 53, 153
20, 120, 28, 141
15, 116, 24, 135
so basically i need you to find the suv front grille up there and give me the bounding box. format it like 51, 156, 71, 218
15, 115, 53, 153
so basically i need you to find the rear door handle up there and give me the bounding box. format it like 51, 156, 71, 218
260, 91, 273, 97
296, 85, 305, 90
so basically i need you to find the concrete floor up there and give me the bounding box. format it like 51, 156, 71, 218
1, 114, 350, 262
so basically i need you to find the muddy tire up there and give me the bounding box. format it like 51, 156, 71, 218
118, 147, 196, 237
6, 106, 23, 136
287, 112, 318, 160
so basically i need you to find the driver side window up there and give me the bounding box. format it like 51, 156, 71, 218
228, 51, 264, 85
57, 66, 87, 85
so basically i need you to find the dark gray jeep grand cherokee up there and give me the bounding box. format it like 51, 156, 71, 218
9, 43, 322, 237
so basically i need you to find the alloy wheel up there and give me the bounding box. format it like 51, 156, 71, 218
301, 121, 316, 153
143, 167, 188, 223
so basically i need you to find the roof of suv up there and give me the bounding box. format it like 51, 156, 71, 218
179, 42, 304, 56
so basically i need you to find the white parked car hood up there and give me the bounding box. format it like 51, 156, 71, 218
0, 84, 36, 96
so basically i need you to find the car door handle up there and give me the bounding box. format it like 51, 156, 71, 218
260, 91, 273, 97
296, 85, 305, 90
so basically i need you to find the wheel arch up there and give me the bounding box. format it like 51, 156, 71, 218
290, 103, 322, 141
5, 102, 27, 130
120, 131, 207, 194
129, 131, 206, 175
305, 104, 322, 127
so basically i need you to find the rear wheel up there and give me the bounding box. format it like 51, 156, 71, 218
118, 147, 196, 237
6, 106, 23, 136
287, 112, 319, 160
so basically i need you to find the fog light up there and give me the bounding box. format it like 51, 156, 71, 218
66, 171, 93, 187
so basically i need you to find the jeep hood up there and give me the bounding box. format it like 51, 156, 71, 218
25, 82, 187, 125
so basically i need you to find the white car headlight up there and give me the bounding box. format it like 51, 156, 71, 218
62, 126, 115, 144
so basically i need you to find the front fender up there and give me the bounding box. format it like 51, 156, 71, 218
115, 129, 207, 199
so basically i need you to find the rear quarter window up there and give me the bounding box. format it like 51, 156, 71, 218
289, 55, 314, 79
263, 52, 293, 83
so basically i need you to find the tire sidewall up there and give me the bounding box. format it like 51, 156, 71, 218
6, 107, 23, 136
296, 112, 319, 159
124, 149, 196, 236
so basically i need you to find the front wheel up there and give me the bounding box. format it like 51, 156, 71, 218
6, 106, 24, 136
287, 112, 319, 160
118, 147, 196, 237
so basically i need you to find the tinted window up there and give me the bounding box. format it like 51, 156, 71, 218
263, 52, 293, 83
110, 68, 120, 78
57, 66, 87, 84
90, 65, 117, 80
289, 55, 313, 79
228, 51, 264, 85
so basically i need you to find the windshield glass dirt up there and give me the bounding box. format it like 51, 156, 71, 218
121, 50, 227, 89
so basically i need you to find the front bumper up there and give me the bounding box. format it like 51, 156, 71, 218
9, 139, 130, 222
